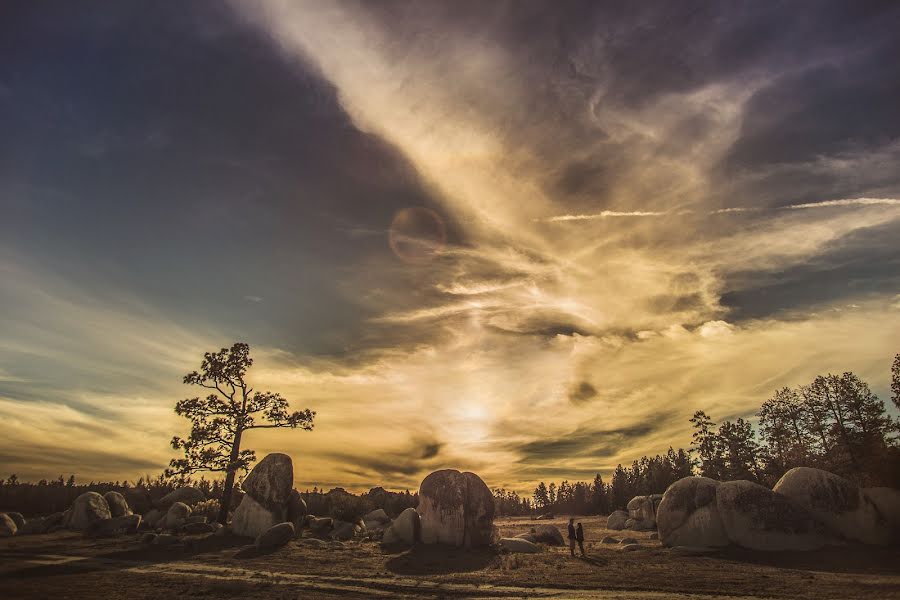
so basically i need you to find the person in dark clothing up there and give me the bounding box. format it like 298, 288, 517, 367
567, 518, 576, 557
576, 522, 586, 557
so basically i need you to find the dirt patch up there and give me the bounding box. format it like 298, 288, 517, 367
1, 516, 898, 599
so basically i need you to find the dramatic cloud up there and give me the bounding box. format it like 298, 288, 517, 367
0, 1, 898, 493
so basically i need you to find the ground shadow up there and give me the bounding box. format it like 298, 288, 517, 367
385, 543, 498, 575
712, 544, 900, 576
0, 533, 250, 581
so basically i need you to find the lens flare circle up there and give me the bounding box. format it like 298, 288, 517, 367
388, 207, 447, 263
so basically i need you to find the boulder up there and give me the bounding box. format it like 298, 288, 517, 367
232, 494, 283, 539
606, 510, 628, 530
331, 520, 357, 541
242, 453, 294, 513
19, 512, 65, 535
774, 467, 890, 546
600, 536, 618, 544
163, 502, 192, 530
530, 524, 564, 546
86, 514, 142, 537
299, 537, 328, 548
717, 480, 829, 551
382, 507, 420, 546
4, 512, 25, 530
143, 509, 164, 529
863, 487, 900, 541
255, 522, 295, 549
66, 492, 112, 531
182, 522, 215, 535
122, 489, 153, 515
103, 492, 132, 518
308, 516, 334, 536
0, 513, 16, 536
287, 489, 307, 530
499, 537, 540, 553
621, 543, 642, 552
627, 495, 660, 530
155, 487, 205, 510
515, 532, 537, 543
364, 508, 391, 524
657, 477, 729, 548
417, 469, 495, 548
182, 515, 208, 526
620, 537, 638, 544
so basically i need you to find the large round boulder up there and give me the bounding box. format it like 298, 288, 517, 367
163, 502, 192, 530
242, 453, 294, 513
774, 467, 890, 546
717, 480, 829, 551
287, 489, 307, 530
657, 477, 729, 548
627, 495, 661, 530
155, 487, 205, 510
606, 510, 628, 531
66, 492, 112, 531
103, 492, 132, 518
863, 487, 900, 542
417, 469, 495, 548
86, 514, 142, 537
0, 513, 17, 537
3, 512, 25, 530
231, 494, 283, 538
364, 508, 390, 524
255, 522, 295, 549
530, 524, 564, 545
382, 507, 420, 546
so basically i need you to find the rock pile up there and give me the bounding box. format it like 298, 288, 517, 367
231, 453, 296, 538
657, 468, 897, 551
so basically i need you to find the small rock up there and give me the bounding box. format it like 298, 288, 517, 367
499, 537, 541, 553
299, 537, 328, 548
600, 536, 619, 544
163, 502, 192, 530
530, 524, 564, 546
619, 537, 638, 544
621, 543, 642, 552
255, 522, 295, 549
308, 516, 334, 535
182, 522, 215, 535
331, 520, 356, 541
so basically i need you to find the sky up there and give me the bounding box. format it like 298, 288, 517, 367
1, 1, 899, 494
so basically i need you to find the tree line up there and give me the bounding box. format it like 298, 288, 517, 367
692, 366, 900, 488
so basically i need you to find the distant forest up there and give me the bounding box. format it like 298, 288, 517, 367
497, 358, 900, 516
3, 356, 898, 518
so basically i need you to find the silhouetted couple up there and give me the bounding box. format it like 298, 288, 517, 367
567, 518, 585, 557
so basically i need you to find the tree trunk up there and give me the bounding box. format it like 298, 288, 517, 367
217, 428, 244, 525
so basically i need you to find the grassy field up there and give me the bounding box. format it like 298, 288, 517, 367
1, 515, 898, 599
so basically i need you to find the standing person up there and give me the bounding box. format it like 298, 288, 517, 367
576, 522, 586, 557
567, 518, 576, 557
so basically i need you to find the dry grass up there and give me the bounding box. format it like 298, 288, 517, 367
0, 515, 898, 599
